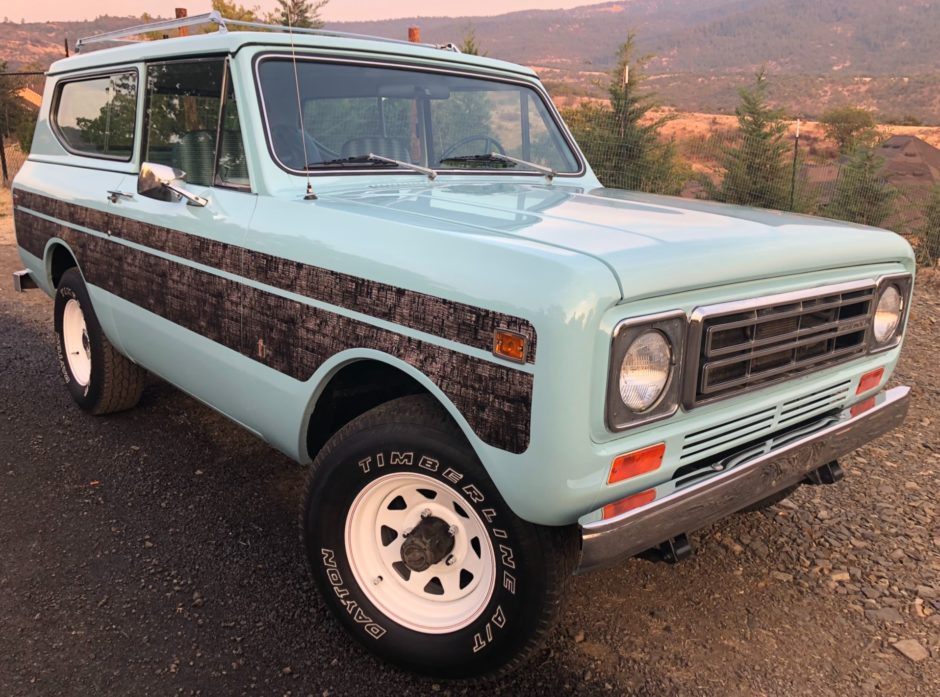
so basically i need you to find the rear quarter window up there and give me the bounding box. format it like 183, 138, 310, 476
53, 71, 138, 160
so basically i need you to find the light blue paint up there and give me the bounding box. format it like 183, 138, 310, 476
12, 31, 916, 526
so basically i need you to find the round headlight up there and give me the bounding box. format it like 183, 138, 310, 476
873, 285, 902, 344
619, 331, 672, 412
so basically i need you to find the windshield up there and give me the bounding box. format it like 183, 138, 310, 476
256, 58, 581, 175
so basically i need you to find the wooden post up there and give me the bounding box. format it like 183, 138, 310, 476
175, 8, 189, 37
408, 26, 420, 43
63, 38, 69, 57
0, 140, 9, 185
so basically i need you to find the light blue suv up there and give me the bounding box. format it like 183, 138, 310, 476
11, 12, 913, 678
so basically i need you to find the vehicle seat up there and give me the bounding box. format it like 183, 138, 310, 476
172, 130, 215, 187
341, 136, 412, 163
217, 130, 249, 186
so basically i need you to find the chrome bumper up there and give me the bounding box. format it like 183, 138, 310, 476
577, 386, 911, 573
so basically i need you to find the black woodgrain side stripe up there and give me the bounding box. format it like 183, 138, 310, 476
13, 204, 532, 454
14, 190, 537, 363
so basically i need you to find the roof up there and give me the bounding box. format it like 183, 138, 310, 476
47, 27, 537, 81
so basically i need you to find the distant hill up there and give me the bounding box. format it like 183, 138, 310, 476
2, 1, 939, 122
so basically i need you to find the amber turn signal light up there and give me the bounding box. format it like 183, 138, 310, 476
603, 489, 656, 519
856, 367, 884, 395
493, 329, 527, 363
607, 443, 665, 485
850, 396, 876, 418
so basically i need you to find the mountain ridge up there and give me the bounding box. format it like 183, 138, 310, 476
1, 2, 937, 121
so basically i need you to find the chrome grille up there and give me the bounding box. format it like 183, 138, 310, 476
685, 281, 874, 408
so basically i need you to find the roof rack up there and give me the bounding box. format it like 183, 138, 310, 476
75, 11, 460, 54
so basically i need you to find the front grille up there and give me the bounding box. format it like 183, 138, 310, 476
685, 281, 874, 407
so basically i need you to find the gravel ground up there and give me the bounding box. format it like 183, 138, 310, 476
1, 190, 938, 696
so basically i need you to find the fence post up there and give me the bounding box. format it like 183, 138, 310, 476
789, 118, 801, 211
0, 141, 9, 185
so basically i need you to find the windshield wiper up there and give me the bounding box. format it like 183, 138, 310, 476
438, 153, 556, 181
438, 154, 517, 168
308, 154, 436, 181
307, 155, 397, 168
367, 153, 437, 180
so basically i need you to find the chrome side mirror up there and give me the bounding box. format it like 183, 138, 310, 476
138, 162, 208, 207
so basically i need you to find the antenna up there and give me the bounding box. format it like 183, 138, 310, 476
286, 10, 317, 200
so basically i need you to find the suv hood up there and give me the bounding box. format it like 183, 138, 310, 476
323, 181, 913, 301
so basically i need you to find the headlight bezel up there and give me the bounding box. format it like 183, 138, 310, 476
607, 311, 686, 432
868, 274, 913, 353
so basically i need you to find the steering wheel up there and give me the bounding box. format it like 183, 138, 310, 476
270, 123, 323, 169
440, 135, 507, 161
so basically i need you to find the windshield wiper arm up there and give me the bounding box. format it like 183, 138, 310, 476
487, 152, 556, 182
366, 153, 437, 181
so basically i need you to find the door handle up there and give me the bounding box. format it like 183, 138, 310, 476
107, 190, 134, 203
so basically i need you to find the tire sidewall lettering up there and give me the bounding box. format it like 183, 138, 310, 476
315, 447, 520, 657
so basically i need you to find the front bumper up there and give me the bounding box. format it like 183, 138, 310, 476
577, 385, 911, 573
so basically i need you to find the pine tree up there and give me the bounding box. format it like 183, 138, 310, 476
271, 0, 329, 29
564, 35, 685, 195
459, 25, 484, 56
705, 70, 804, 211
826, 148, 896, 228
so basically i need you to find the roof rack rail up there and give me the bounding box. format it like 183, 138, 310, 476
75, 11, 461, 54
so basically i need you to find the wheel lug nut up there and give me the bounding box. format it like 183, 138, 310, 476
447, 525, 457, 537
372, 576, 383, 585
445, 555, 456, 566
420, 509, 431, 519
402, 527, 413, 537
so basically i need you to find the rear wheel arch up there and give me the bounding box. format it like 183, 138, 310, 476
46, 241, 80, 289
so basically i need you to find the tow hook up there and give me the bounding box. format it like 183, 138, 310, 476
641, 533, 694, 564
13, 270, 37, 293
804, 460, 844, 486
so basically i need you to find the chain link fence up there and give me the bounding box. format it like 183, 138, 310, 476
563, 106, 940, 266
2, 67, 937, 265
1, 71, 45, 186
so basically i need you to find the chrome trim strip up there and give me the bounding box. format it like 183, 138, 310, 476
606, 310, 688, 432
577, 385, 911, 573
252, 53, 588, 179
868, 273, 914, 354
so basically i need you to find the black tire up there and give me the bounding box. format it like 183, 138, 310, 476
739, 484, 799, 513
54, 268, 145, 415
301, 395, 577, 679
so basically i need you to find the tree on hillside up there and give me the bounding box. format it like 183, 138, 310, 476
459, 24, 485, 56
270, 0, 329, 29
0, 60, 37, 152
825, 148, 896, 228
704, 70, 810, 211
203, 1, 262, 29
819, 106, 878, 154
563, 34, 686, 195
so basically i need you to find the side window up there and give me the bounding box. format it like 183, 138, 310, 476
144, 59, 224, 187
53, 72, 138, 160
216, 67, 250, 188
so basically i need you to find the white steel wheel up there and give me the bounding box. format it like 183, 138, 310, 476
344, 472, 496, 634
62, 298, 92, 387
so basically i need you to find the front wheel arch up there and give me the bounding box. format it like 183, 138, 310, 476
300, 353, 485, 466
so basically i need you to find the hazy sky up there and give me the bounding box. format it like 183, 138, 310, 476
5, 1, 595, 23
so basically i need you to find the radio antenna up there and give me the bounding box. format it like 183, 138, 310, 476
287, 10, 317, 200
